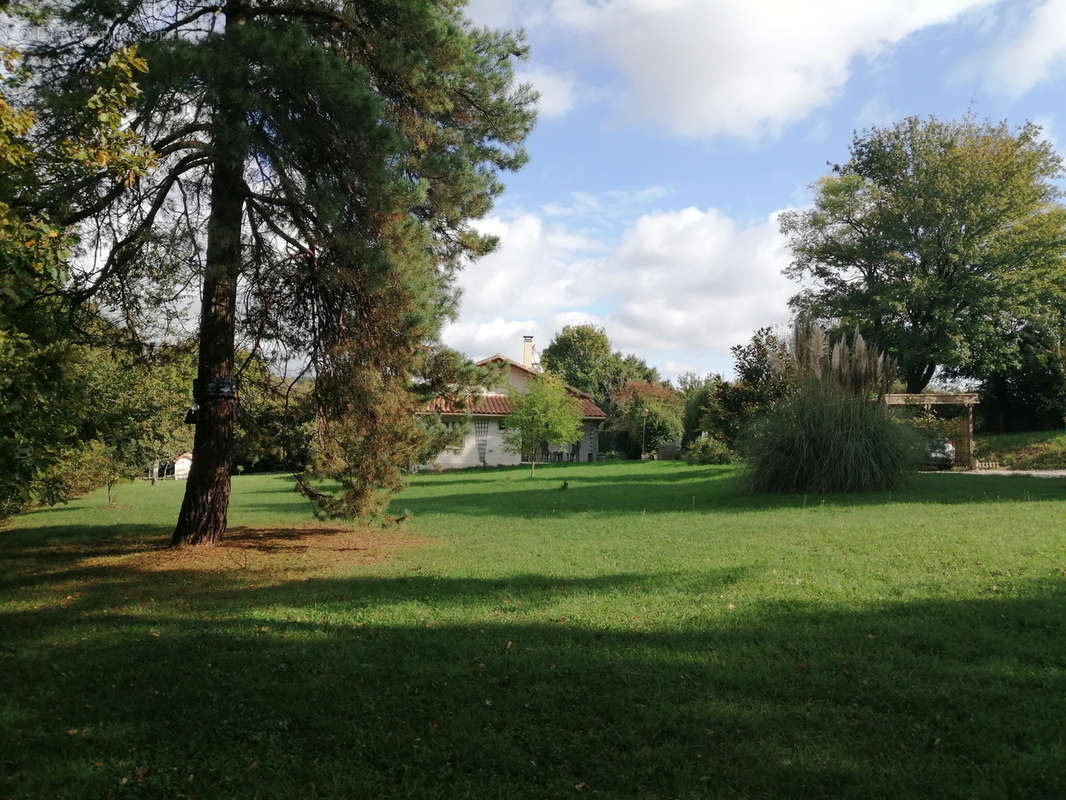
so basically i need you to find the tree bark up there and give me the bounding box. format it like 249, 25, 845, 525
172, 2, 247, 546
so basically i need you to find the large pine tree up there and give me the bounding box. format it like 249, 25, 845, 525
18, 0, 535, 544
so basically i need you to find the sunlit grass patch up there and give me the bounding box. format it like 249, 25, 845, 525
2, 464, 1065, 798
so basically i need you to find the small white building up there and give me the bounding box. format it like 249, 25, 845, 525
423, 338, 606, 470
174, 452, 193, 480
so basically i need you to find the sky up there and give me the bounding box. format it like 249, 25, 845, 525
441, 0, 1066, 380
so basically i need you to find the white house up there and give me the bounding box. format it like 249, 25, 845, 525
422, 337, 607, 470
174, 452, 193, 480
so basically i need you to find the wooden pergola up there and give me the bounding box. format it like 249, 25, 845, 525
883, 393, 979, 469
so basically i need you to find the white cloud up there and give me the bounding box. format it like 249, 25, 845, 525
981, 0, 1066, 96
442, 201, 795, 377
442, 212, 607, 360
515, 65, 579, 119
540, 186, 670, 223
607, 207, 794, 352
461, 0, 518, 28
548, 0, 988, 139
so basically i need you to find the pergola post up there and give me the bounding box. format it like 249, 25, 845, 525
883, 393, 980, 470
964, 405, 975, 470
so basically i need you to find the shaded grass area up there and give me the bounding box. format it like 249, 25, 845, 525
976, 430, 1066, 469
2, 465, 1066, 798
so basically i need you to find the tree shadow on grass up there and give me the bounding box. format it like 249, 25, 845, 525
0, 523, 172, 568
0, 524, 378, 596
1, 565, 1064, 799
411, 463, 725, 488
391, 470, 1066, 519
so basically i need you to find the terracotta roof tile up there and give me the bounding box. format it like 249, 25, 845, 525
425, 391, 607, 419
575, 397, 608, 418
426, 394, 512, 415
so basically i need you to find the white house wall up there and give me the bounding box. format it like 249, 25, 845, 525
428, 418, 522, 470
582, 421, 600, 461
498, 364, 532, 394
425, 418, 599, 470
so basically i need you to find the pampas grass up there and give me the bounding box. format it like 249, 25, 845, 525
745, 381, 923, 493
745, 322, 920, 493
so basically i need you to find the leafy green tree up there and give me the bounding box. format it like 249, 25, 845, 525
672, 371, 710, 398
230, 354, 315, 474
698, 328, 793, 446
540, 324, 660, 418
539, 324, 612, 394
679, 375, 718, 445
732, 327, 794, 391
781, 116, 1066, 392
0, 44, 152, 318
0, 44, 154, 520
18, 1, 535, 543
603, 354, 662, 408
138, 344, 198, 481
2, 335, 196, 514
979, 318, 1066, 431
503, 374, 582, 477
613, 381, 683, 455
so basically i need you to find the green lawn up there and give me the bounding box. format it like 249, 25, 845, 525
2, 462, 1065, 798
976, 429, 1066, 469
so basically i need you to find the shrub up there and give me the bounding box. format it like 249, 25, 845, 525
744, 381, 923, 493
682, 437, 734, 465
613, 382, 684, 454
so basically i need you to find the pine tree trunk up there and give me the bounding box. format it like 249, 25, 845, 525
171, 4, 247, 547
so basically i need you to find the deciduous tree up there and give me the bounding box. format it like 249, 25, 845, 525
539, 324, 612, 394
503, 374, 582, 477
0, 44, 154, 519
540, 324, 660, 418
697, 328, 792, 446
613, 381, 682, 455
782, 116, 1066, 392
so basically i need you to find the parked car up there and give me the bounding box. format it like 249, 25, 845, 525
927, 436, 955, 470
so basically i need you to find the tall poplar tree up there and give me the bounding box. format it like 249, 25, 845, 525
17, 1, 535, 544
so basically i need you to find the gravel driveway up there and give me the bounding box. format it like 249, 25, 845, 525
967, 469, 1066, 478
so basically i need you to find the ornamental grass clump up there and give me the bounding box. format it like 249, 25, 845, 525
745, 381, 922, 492
745, 322, 923, 493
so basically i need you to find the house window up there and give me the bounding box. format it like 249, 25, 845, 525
474, 420, 490, 464
497, 418, 507, 431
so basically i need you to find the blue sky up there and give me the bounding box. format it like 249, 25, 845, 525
443, 0, 1066, 380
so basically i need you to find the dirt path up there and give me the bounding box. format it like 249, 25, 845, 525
967, 469, 1066, 478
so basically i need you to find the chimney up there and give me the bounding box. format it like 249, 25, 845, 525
522, 335, 535, 369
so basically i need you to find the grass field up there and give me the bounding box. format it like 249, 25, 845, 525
2, 462, 1065, 798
